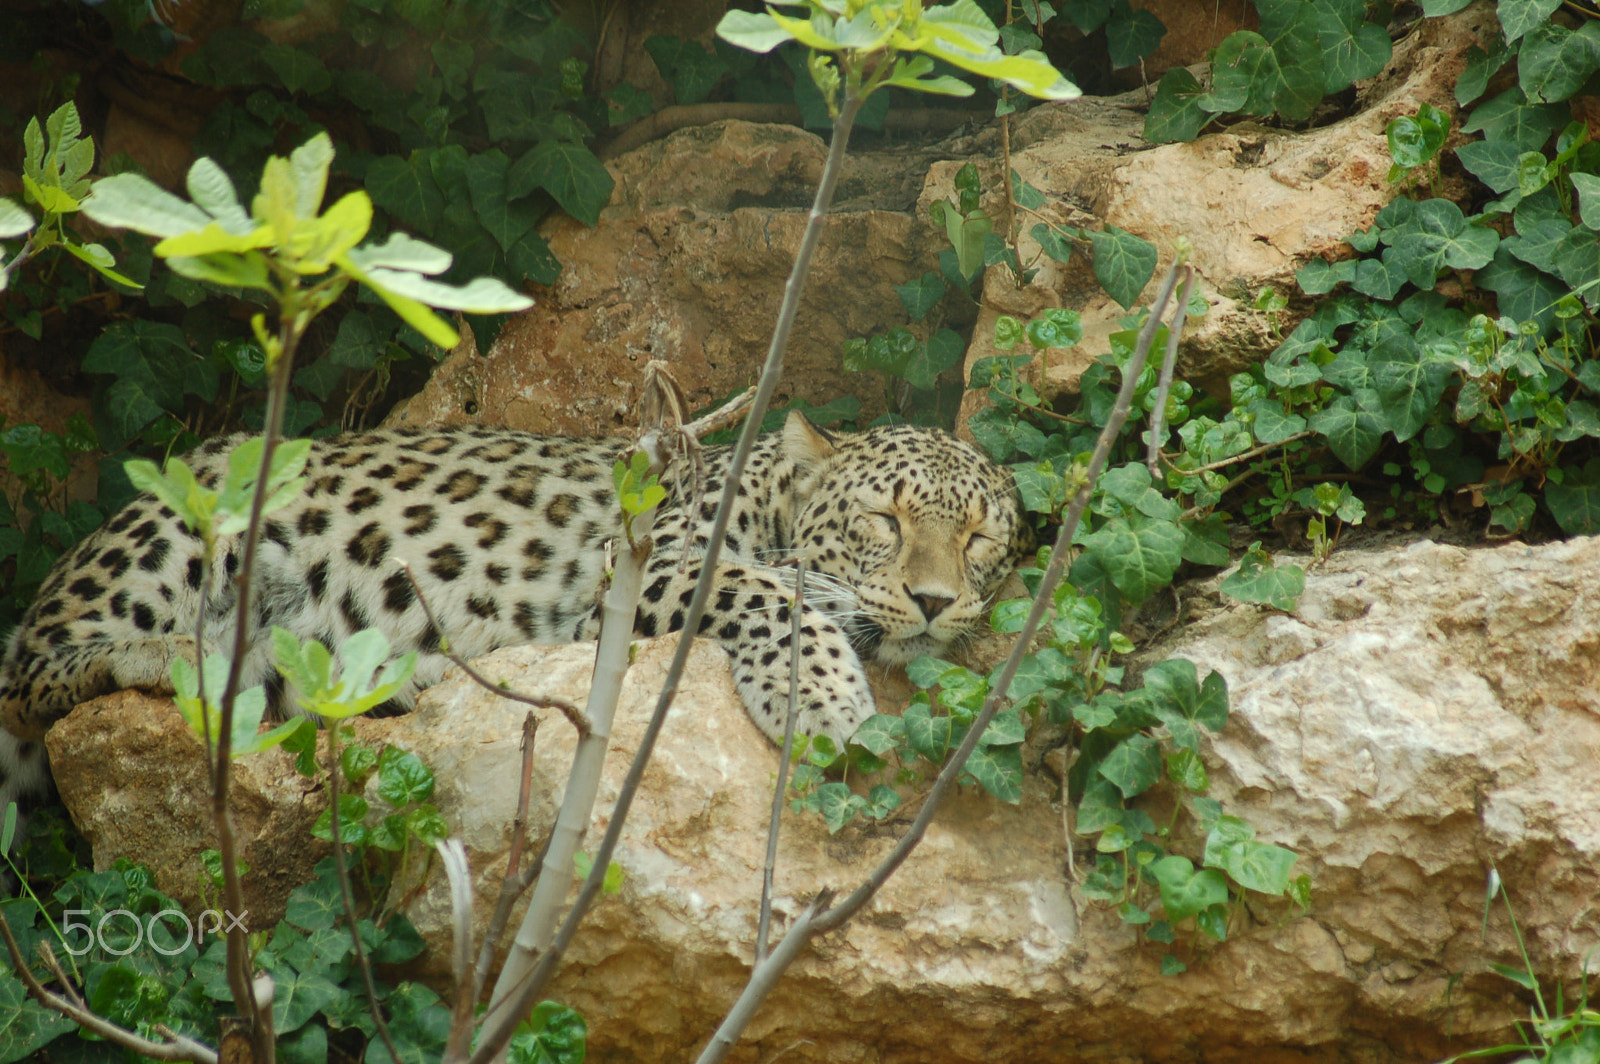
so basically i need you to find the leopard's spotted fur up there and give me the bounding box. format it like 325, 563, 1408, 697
0, 412, 1023, 811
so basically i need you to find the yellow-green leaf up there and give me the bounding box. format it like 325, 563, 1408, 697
22, 174, 78, 215
155, 221, 275, 258
288, 190, 372, 273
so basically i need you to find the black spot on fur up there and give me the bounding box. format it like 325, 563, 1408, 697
347, 486, 382, 514
132, 602, 158, 631
544, 494, 578, 528
139, 534, 170, 569
299, 509, 331, 537
98, 548, 132, 579
186, 557, 203, 589
403, 504, 437, 536
464, 512, 508, 548
307, 559, 329, 601
346, 523, 391, 568
67, 576, 104, 600
439, 470, 484, 502
382, 571, 415, 613
428, 543, 466, 582
340, 590, 371, 631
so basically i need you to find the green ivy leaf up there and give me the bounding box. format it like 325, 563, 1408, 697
1205, 31, 1275, 114
901, 328, 964, 390
1219, 543, 1305, 611
1097, 733, 1162, 799
1460, 88, 1567, 152
1519, 21, 1600, 103
1149, 855, 1230, 921
895, 271, 947, 321
1307, 395, 1385, 469
962, 741, 1023, 803
1081, 511, 1183, 603
507, 141, 614, 228
1369, 335, 1453, 441
850, 713, 906, 755
0, 976, 74, 1062
465, 149, 540, 254
1087, 225, 1157, 309
1496, 0, 1564, 44
644, 36, 730, 105
366, 152, 445, 237
1455, 140, 1524, 194
1203, 817, 1299, 894
261, 43, 332, 95
1478, 249, 1566, 335
1546, 457, 1600, 535
377, 747, 436, 805
1105, 5, 1165, 68
1316, 0, 1390, 92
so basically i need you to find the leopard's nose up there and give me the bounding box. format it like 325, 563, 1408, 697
910, 591, 954, 621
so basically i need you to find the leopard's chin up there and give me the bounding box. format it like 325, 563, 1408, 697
871, 631, 947, 666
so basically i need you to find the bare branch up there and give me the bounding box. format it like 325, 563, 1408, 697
395, 559, 592, 737
475, 467, 664, 1059
810, 262, 1189, 936
474, 713, 542, 1002
441, 839, 476, 1064
1145, 268, 1199, 477
756, 565, 806, 964
467, 88, 870, 1064
695, 892, 832, 1064
694, 263, 1195, 1064
0, 917, 218, 1064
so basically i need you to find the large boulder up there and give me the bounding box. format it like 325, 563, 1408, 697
48, 534, 1600, 1061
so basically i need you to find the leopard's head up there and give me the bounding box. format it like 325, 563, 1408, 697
781, 412, 1026, 665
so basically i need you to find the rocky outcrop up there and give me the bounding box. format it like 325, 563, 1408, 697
49, 534, 1600, 1062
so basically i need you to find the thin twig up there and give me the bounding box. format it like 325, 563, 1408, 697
468, 86, 870, 1064
1145, 270, 1197, 475
0, 917, 218, 1064
441, 839, 476, 1064
473, 713, 542, 1003
1161, 431, 1315, 476
756, 565, 806, 964
692, 262, 1192, 1064
215, 308, 310, 1054
396, 560, 592, 736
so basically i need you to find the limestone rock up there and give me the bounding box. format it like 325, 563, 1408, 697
408, 120, 941, 437
45, 689, 328, 922
44, 535, 1600, 1062
953, 5, 1493, 429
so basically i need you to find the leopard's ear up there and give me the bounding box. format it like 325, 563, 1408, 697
781, 409, 837, 470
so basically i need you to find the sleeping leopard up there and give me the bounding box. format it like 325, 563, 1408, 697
0, 412, 1025, 812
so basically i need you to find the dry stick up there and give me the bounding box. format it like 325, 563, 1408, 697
473, 713, 542, 1002
213, 308, 309, 1058
756, 565, 806, 965
440, 839, 476, 1063
472, 463, 664, 1064
1145, 270, 1198, 477
466, 91, 868, 1064
396, 561, 592, 736
692, 262, 1191, 1064
0, 918, 219, 1064
1165, 431, 1316, 477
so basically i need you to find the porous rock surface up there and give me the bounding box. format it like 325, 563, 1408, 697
48, 534, 1600, 1062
